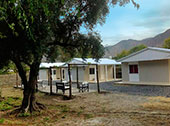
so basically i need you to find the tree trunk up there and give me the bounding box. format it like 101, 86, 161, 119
21, 82, 36, 113
21, 78, 45, 113
13, 59, 45, 113
21, 62, 45, 113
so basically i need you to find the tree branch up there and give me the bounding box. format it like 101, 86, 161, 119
47, 40, 79, 48
12, 57, 28, 86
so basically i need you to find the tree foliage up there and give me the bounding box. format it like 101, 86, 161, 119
128, 44, 147, 54
114, 44, 147, 60
163, 38, 170, 49
114, 50, 129, 60
112, 0, 139, 8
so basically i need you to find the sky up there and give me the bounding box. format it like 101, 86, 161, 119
92, 0, 170, 46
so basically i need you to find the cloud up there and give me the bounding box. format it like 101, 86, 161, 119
133, 11, 170, 29
133, 1, 170, 30
99, 0, 170, 46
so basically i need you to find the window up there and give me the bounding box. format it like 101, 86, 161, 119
116, 65, 122, 78
53, 70, 56, 75
129, 65, 138, 74
89, 68, 95, 74
62, 70, 65, 79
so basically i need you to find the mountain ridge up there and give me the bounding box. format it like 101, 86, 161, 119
104, 29, 170, 57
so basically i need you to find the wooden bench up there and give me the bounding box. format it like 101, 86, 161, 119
78, 82, 89, 92
56, 81, 70, 94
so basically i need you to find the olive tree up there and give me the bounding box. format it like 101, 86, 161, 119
0, 0, 138, 113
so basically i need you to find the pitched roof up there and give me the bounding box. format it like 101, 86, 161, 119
118, 47, 170, 62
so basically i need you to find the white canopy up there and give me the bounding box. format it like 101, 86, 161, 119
69, 58, 121, 65
39, 63, 65, 68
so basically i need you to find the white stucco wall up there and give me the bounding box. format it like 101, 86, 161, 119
122, 60, 170, 83
139, 60, 169, 83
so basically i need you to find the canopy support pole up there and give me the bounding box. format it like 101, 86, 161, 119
60, 68, 62, 82
96, 64, 100, 93
114, 65, 117, 80
68, 64, 72, 98
49, 67, 53, 95
76, 66, 79, 88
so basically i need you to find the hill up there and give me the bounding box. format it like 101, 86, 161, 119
104, 29, 170, 57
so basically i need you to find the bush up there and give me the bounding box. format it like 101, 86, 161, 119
0, 118, 5, 124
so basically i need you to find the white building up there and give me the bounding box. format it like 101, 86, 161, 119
118, 47, 170, 85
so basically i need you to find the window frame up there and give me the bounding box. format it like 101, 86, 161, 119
129, 64, 138, 74
89, 68, 95, 75
53, 70, 56, 75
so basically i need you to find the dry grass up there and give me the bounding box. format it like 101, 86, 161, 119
1, 83, 170, 125
141, 96, 170, 111
1, 84, 23, 98
0, 85, 96, 126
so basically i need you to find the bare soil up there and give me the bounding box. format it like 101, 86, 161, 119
1, 84, 170, 126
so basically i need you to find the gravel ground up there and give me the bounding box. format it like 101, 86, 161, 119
87, 81, 170, 97
39, 80, 170, 97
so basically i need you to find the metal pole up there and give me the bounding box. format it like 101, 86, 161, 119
68, 64, 72, 98
49, 67, 53, 95
105, 65, 108, 81
47, 69, 49, 87
114, 65, 116, 80
60, 68, 62, 82
76, 66, 79, 88
96, 64, 100, 93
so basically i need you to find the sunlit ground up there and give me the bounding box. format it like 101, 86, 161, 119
1, 83, 170, 126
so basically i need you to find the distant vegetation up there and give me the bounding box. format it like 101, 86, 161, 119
163, 37, 170, 49
114, 44, 147, 60
0, 61, 29, 75
0, 62, 15, 74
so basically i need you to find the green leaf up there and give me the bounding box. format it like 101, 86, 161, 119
31, 16, 34, 23
61, 0, 64, 5
0, 118, 4, 124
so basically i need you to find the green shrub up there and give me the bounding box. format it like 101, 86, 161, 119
0, 118, 5, 124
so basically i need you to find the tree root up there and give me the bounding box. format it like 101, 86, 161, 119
36, 102, 46, 110
30, 102, 46, 113
9, 108, 22, 116
9, 102, 46, 116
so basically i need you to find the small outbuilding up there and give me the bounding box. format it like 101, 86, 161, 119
118, 47, 170, 85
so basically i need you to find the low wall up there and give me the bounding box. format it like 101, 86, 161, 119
0, 73, 21, 85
